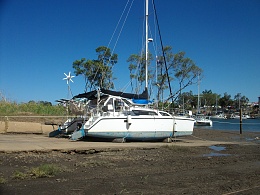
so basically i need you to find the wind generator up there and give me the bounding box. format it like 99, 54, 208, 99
63, 72, 75, 99
62, 72, 75, 119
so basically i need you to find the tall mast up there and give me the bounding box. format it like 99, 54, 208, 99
145, 0, 148, 90
197, 75, 200, 114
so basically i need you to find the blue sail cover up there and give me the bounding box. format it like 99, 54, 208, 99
132, 99, 153, 105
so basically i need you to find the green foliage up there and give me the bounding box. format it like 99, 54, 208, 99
127, 52, 153, 93
128, 46, 203, 102
12, 170, 27, 180
30, 164, 61, 178
12, 164, 62, 180
0, 176, 7, 184
201, 90, 221, 107
0, 101, 66, 116
73, 46, 118, 91
219, 92, 233, 108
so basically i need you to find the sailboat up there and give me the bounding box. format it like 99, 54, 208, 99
69, 0, 195, 141
194, 75, 213, 126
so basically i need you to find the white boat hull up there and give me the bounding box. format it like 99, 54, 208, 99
82, 115, 194, 140
173, 116, 195, 136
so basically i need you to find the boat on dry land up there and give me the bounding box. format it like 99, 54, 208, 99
51, 0, 195, 142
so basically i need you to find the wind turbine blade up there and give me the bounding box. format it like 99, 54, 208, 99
70, 79, 74, 83
64, 73, 67, 77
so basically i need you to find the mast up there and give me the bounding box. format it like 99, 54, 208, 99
197, 75, 200, 114
145, 0, 148, 90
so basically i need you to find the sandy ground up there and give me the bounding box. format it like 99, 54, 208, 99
0, 128, 259, 195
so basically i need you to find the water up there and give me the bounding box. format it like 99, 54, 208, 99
209, 145, 226, 151
195, 118, 260, 132
203, 145, 231, 157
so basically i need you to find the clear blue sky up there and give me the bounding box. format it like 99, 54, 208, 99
1, 0, 259, 104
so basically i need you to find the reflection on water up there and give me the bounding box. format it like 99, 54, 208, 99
203, 152, 231, 157
203, 145, 231, 157
209, 145, 226, 151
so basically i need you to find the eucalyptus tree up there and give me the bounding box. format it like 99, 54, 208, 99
178, 91, 195, 110
201, 90, 221, 108
127, 52, 153, 94
127, 46, 203, 104
72, 46, 118, 91
158, 47, 203, 102
234, 93, 249, 109
156, 46, 174, 102
219, 92, 233, 109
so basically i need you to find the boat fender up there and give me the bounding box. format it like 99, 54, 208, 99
127, 115, 132, 125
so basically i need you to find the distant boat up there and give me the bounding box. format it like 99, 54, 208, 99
67, 0, 195, 142
194, 74, 213, 127
230, 113, 247, 120
194, 114, 213, 126
211, 113, 227, 119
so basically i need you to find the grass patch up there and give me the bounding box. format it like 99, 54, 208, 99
0, 101, 66, 116
12, 164, 63, 180
30, 164, 61, 178
0, 177, 7, 184
12, 170, 27, 180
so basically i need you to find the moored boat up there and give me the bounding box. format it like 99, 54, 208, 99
194, 114, 213, 126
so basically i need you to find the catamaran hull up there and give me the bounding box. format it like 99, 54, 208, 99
173, 116, 195, 136
84, 116, 173, 140
74, 116, 195, 141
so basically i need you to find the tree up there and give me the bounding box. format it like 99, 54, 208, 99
127, 46, 203, 104
201, 90, 220, 108
157, 47, 203, 102
127, 52, 153, 94
219, 92, 233, 109
72, 46, 118, 91
234, 93, 249, 109
178, 91, 195, 110
156, 46, 173, 103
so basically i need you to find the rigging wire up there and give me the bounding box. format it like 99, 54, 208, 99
92, 0, 134, 89
152, 0, 174, 104
106, 0, 131, 51
110, 0, 135, 57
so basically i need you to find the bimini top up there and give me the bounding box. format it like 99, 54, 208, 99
73, 88, 148, 102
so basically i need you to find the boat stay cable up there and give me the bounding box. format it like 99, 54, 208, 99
152, 0, 174, 104
92, 0, 134, 90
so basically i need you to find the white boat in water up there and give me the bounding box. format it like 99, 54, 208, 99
211, 113, 227, 119
194, 77, 212, 126
67, 0, 195, 141
194, 114, 213, 126
230, 113, 248, 119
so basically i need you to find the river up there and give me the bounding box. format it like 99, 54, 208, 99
195, 118, 260, 132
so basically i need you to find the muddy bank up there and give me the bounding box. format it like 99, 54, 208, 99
0, 129, 260, 195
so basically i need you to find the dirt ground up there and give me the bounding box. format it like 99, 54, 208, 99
0, 129, 260, 195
